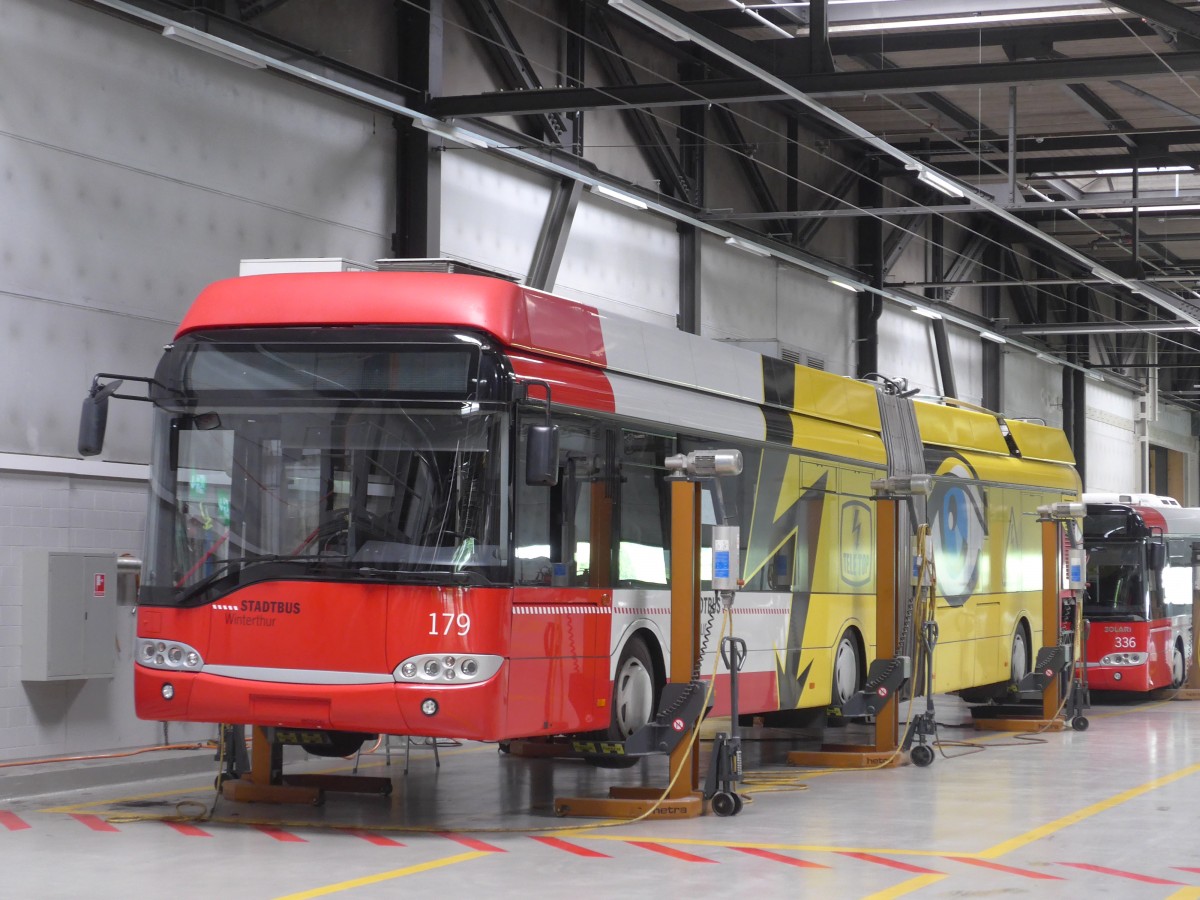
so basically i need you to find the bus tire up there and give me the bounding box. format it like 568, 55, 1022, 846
1172, 641, 1187, 689
607, 635, 658, 741
831, 629, 863, 708
1010, 622, 1031, 687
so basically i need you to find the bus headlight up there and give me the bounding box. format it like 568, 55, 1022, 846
394, 654, 503, 684
136, 638, 204, 672
1098, 652, 1148, 666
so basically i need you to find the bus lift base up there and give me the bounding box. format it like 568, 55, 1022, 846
787, 657, 909, 769
220, 726, 393, 805
553, 684, 708, 819
553, 789, 705, 820
967, 704, 1066, 733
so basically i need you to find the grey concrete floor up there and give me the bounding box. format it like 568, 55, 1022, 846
1, 694, 1198, 899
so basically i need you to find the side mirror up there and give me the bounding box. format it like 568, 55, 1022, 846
525, 423, 559, 486
78, 379, 123, 457
1148, 540, 1166, 571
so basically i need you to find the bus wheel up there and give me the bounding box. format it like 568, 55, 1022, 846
1172, 642, 1186, 689
608, 636, 657, 741
832, 631, 862, 708
1010, 625, 1030, 686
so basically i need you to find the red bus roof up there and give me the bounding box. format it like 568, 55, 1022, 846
176, 272, 608, 369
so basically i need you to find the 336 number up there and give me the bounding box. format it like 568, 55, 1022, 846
429, 612, 471, 636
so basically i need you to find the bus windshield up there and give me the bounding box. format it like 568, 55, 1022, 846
1084, 543, 1149, 620
142, 401, 509, 604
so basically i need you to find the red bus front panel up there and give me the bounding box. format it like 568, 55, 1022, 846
135, 583, 612, 741
1086, 620, 1154, 692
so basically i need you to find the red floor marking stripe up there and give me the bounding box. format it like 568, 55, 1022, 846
439, 832, 505, 853
255, 825, 306, 843
349, 830, 405, 847
0, 812, 31, 832
1059, 863, 1184, 885
839, 852, 941, 875
164, 821, 211, 837
732, 847, 828, 869
530, 836, 611, 858
71, 815, 119, 833
628, 841, 717, 863
944, 857, 1062, 880
1175, 867, 1200, 874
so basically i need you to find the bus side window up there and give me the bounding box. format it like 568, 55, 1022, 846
617, 431, 674, 586
515, 414, 609, 586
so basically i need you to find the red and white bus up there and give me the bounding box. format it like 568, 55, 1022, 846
1082, 496, 1195, 692
84, 260, 1079, 757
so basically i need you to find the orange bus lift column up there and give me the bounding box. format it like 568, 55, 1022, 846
787, 477, 930, 769
971, 502, 1087, 733
554, 450, 743, 820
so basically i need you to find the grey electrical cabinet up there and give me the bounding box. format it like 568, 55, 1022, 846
22, 551, 118, 681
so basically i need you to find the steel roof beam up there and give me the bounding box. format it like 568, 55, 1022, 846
1108, 0, 1200, 44
428, 50, 1200, 118
693, 11, 1156, 53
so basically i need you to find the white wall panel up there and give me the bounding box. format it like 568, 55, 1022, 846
877, 307, 940, 395
1085, 382, 1139, 491
1003, 352, 1064, 428
701, 237, 778, 342
554, 199, 678, 326
440, 152, 553, 281
776, 267, 855, 376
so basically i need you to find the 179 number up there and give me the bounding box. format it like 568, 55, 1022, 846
429, 612, 471, 636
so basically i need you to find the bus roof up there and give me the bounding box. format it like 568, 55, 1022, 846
177, 270, 1075, 472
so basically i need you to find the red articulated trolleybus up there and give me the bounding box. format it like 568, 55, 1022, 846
81, 259, 1080, 759
1082, 494, 1195, 692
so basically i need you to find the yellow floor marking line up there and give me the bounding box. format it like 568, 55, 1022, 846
1167, 888, 1200, 900
272, 850, 490, 900
860, 873, 947, 900
1088, 699, 1177, 719
40, 784, 217, 815
979, 760, 1200, 859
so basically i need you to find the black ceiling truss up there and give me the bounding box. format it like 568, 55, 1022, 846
709, 106, 787, 238
1108, 0, 1200, 46
458, 0, 575, 150
585, 10, 691, 200
428, 50, 1200, 118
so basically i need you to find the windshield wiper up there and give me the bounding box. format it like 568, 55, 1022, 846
356, 567, 478, 585
176, 554, 326, 606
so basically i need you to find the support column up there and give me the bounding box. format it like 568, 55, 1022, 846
393, 1, 442, 258
855, 160, 883, 379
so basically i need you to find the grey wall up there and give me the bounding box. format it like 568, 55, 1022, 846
0, 0, 394, 760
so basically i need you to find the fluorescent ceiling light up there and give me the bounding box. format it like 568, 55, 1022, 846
917, 168, 966, 200
911, 307, 942, 320
590, 183, 649, 210
828, 278, 860, 292
1093, 166, 1193, 175
821, 7, 1125, 34
412, 119, 490, 149
162, 25, 267, 69
725, 1, 795, 38
1036, 353, 1057, 364
1086, 205, 1200, 214
980, 331, 1007, 344
1092, 267, 1123, 286
725, 236, 772, 258
1084, 369, 1105, 382
608, 0, 693, 41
